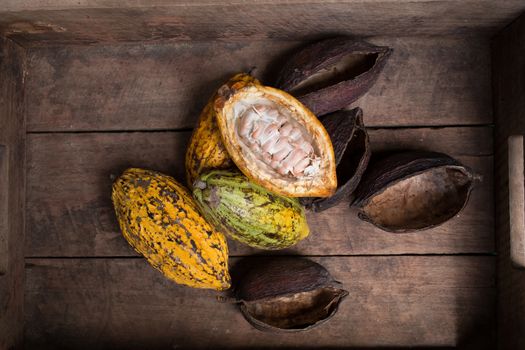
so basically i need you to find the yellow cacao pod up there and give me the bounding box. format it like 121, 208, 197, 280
185, 74, 260, 188
112, 168, 231, 290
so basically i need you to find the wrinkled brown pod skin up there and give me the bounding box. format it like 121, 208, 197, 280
301, 108, 370, 212
352, 151, 479, 233
275, 38, 392, 116
235, 257, 348, 332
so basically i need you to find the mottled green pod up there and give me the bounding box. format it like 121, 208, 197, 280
193, 170, 310, 250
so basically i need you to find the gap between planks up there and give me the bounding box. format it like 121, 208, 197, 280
24, 252, 498, 260
24, 124, 495, 135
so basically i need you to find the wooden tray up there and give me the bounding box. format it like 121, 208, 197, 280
1, 2, 525, 349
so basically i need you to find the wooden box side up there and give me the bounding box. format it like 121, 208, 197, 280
0, 38, 26, 350
0, 1, 524, 46
493, 11, 525, 350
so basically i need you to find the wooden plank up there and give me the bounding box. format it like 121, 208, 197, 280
25, 41, 295, 132
0, 145, 7, 276
25, 127, 494, 257
352, 37, 492, 127
24, 256, 496, 349
0, 38, 26, 350
1, 1, 524, 45
368, 126, 493, 156
24, 36, 492, 132
0, 0, 521, 13
492, 12, 525, 350
508, 135, 525, 268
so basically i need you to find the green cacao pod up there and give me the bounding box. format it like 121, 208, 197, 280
193, 170, 310, 250
112, 168, 231, 290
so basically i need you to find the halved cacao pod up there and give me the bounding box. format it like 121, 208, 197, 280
112, 168, 230, 290
236, 257, 348, 332
352, 151, 478, 233
301, 108, 370, 212
214, 73, 337, 198
185, 74, 259, 188
193, 170, 309, 250
275, 38, 392, 116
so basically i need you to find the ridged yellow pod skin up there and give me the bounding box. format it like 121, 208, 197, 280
185, 74, 260, 188
112, 168, 231, 290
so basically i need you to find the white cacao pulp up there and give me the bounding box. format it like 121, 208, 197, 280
236, 102, 321, 178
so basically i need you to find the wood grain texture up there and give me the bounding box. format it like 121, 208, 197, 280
508, 135, 525, 268
492, 12, 525, 350
0, 145, 8, 276
25, 127, 494, 257
24, 37, 492, 132
1, 1, 524, 45
0, 38, 26, 350
25, 41, 294, 132
24, 256, 496, 349
368, 126, 493, 156
1, 0, 521, 13
351, 37, 492, 127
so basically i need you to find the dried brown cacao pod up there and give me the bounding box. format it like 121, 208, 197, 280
275, 38, 392, 116
352, 151, 479, 233
301, 108, 370, 212
235, 257, 348, 332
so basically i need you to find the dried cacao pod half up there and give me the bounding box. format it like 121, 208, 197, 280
236, 257, 348, 332
214, 73, 337, 198
193, 170, 309, 250
352, 151, 478, 233
112, 168, 230, 290
275, 38, 392, 116
185, 74, 259, 188
301, 108, 370, 212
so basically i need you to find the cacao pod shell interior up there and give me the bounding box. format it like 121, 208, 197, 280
275, 38, 392, 116
236, 257, 348, 332
301, 108, 370, 212
352, 151, 478, 233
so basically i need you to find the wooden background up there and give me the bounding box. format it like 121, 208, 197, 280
20, 35, 498, 349
1, 1, 525, 45
493, 13, 525, 350
0, 37, 26, 350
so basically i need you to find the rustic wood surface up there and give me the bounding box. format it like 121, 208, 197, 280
0, 38, 26, 350
349, 37, 492, 127
26, 127, 494, 257
493, 12, 525, 350
24, 37, 492, 132
0, 145, 8, 276
1, 1, 524, 45
2, 0, 523, 13
9, 17, 501, 347
24, 256, 495, 349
